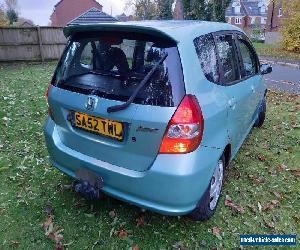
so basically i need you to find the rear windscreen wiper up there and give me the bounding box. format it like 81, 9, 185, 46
107, 53, 168, 113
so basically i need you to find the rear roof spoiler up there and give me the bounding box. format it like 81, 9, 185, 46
63, 23, 178, 43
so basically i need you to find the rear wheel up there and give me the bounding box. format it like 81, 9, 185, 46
254, 97, 266, 128
188, 155, 225, 221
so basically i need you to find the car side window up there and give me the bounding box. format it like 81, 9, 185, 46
215, 34, 240, 84
80, 42, 93, 66
194, 34, 220, 83
237, 38, 258, 77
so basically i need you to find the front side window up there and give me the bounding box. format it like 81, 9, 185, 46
53, 32, 185, 107
215, 34, 240, 84
194, 34, 219, 83
237, 38, 258, 77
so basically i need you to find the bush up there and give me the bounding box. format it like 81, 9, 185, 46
281, 0, 300, 53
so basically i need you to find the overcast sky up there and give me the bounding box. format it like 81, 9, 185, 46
0, 0, 131, 25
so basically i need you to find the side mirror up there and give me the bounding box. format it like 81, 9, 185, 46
260, 64, 273, 75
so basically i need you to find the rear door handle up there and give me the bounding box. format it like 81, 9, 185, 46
251, 85, 256, 93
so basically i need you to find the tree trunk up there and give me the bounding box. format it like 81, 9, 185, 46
172, 0, 184, 20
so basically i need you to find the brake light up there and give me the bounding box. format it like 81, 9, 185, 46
159, 95, 204, 154
45, 83, 54, 120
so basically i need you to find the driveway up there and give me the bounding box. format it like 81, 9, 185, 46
261, 62, 300, 95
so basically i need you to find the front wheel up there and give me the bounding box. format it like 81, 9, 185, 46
188, 155, 225, 221
254, 97, 266, 128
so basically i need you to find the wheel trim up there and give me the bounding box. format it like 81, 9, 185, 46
209, 159, 224, 210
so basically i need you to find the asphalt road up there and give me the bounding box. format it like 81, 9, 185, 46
263, 64, 300, 94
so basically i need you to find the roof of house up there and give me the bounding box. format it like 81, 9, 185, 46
68, 7, 118, 25
64, 20, 242, 42
54, 0, 103, 8
226, 0, 268, 17
116, 13, 128, 22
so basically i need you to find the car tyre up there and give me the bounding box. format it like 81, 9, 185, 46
254, 97, 266, 128
188, 155, 225, 221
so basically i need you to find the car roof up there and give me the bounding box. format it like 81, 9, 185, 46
63, 20, 243, 43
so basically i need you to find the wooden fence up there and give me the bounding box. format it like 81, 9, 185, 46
0, 27, 67, 62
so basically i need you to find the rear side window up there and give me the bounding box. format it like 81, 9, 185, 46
53, 32, 185, 107
194, 34, 219, 83
215, 34, 240, 84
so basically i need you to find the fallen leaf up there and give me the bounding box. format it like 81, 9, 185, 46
258, 155, 266, 162
10, 240, 20, 246
44, 204, 54, 216
289, 169, 300, 177
136, 214, 145, 227
247, 204, 257, 214
212, 226, 220, 235
117, 229, 128, 239
225, 198, 245, 214
109, 210, 116, 219
212, 226, 222, 240
132, 245, 140, 250
172, 241, 188, 250
268, 168, 277, 176
263, 200, 279, 212
42, 216, 53, 231
49, 228, 64, 243
277, 164, 287, 172
264, 219, 275, 229
55, 243, 64, 250
59, 184, 73, 192
292, 216, 300, 223
42, 215, 64, 247
248, 175, 265, 184
272, 191, 282, 199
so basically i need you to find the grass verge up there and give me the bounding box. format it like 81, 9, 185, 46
253, 42, 300, 62
0, 63, 299, 249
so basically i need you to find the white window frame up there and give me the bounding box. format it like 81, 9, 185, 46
235, 17, 242, 24
261, 17, 267, 24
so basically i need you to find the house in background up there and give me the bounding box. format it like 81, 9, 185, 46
69, 7, 117, 25
50, 0, 103, 26
266, 0, 285, 32
225, 0, 269, 31
116, 13, 134, 22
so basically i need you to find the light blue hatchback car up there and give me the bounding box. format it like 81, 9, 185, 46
44, 21, 272, 221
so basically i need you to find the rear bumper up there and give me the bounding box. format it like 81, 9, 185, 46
44, 118, 222, 215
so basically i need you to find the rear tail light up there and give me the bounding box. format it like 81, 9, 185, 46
45, 83, 54, 120
159, 95, 204, 154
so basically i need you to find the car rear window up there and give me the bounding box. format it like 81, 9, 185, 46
52, 31, 185, 107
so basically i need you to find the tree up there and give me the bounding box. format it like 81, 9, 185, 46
182, 0, 230, 21
0, 5, 8, 26
126, 0, 158, 20
4, 0, 18, 25
157, 0, 173, 20
4, 0, 17, 10
212, 0, 231, 22
6, 8, 18, 24
281, 0, 300, 52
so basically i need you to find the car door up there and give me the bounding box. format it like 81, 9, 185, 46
214, 32, 254, 155
235, 33, 265, 125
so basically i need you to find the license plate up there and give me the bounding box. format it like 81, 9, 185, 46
74, 112, 123, 141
